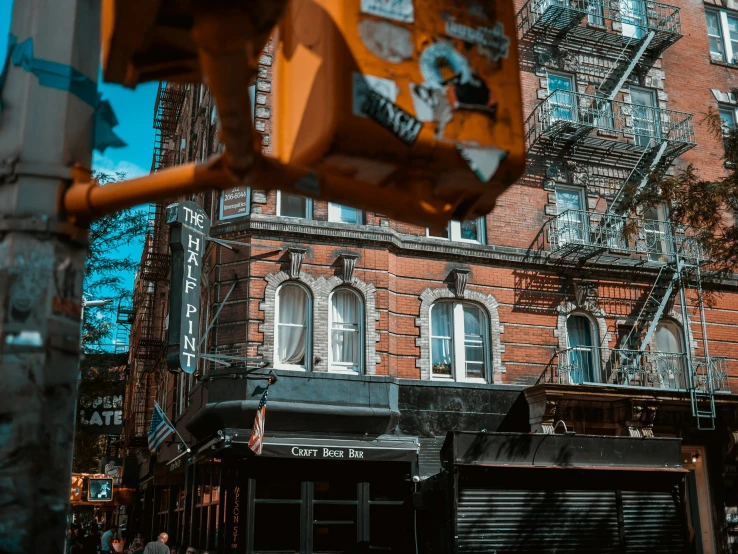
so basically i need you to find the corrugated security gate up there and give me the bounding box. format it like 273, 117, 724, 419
433, 432, 690, 554
456, 488, 685, 554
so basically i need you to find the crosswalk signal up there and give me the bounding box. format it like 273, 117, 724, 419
272, 0, 525, 226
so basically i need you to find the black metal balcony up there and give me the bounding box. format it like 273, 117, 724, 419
526, 90, 695, 166
544, 209, 705, 265
517, 0, 681, 56
556, 346, 728, 392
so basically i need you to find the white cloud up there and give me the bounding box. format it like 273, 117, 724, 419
92, 152, 149, 180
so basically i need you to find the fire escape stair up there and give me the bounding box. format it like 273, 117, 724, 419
598, 31, 656, 101
608, 139, 669, 214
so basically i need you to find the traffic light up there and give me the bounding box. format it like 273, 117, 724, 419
272, 0, 525, 226
86, 0, 525, 228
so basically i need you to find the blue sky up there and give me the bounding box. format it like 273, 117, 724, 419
1, 1, 158, 346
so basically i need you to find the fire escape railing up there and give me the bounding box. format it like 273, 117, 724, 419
527, 90, 696, 153
517, 0, 681, 43
556, 346, 728, 392
545, 209, 705, 264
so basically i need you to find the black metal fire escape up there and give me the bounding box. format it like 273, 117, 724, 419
520, 0, 722, 429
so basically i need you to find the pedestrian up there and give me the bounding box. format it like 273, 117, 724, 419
143, 532, 170, 554
101, 524, 117, 553
82, 523, 101, 554
185, 548, 197, 554
127, 538, 144, 554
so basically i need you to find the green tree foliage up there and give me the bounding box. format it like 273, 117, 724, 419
82, 170, 148, 351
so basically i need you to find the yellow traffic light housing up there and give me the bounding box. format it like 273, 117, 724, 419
71, 0, 525, 228
272, 0, 525, 225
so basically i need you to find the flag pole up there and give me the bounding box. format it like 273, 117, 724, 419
155, 401, 192, 453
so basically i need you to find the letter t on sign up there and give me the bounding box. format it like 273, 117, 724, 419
165, 201, 211, 373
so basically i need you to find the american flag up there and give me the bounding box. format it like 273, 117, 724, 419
148, 402, 176, 454
248, 384, 270, 456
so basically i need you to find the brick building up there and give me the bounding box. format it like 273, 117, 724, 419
120, 2, 738, 552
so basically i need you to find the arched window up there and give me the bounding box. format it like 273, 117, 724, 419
275, 283, 311, 369
655, 321, 686, 388
329, 289, 363, 372
566, 314, 599, 383
430, 302, 489, 382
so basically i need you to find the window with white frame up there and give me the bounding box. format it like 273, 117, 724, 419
427, 218, 486, 243
720, 106, 736, 152
430, 301, 489, 382
277, 191, 313, 219
329, 289, 363, 372
328, 202, 362, 224
706, 8, 738, 63
275, 283, 311, 369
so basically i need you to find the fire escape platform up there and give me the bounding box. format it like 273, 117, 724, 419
526, 91, 696, 169
517, 0, 682, 58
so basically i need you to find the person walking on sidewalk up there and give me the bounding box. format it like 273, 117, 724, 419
143, 533, 170, 554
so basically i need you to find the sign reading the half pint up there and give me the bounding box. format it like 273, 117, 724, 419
166, 201, 211, 373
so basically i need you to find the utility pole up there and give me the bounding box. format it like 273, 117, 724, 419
0, 0, 99, 552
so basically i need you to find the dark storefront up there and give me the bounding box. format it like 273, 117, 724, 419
214, 433, 418, 553
417, 432, 689, 554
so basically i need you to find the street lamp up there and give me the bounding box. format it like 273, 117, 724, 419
81, 296, 113, 320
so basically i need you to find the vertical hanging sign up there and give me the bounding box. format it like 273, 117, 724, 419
166, 201, 211, 373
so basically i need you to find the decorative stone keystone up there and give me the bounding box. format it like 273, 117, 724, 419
452, 269, 471, 297
339, 254, 359, 282
288, 247, 307, 279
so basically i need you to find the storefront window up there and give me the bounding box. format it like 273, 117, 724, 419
248, 466, 411, 553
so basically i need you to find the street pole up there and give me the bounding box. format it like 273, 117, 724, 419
0, 0, 100, 552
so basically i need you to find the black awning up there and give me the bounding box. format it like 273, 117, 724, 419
226, 430, 419, 463
442, 431, 685, 471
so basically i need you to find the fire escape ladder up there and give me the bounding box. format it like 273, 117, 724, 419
622, 261, 681, 352
608, 139, 669, 214
690, 360, 717, 431
687, 264, 718, 430
598, 31, 656, 100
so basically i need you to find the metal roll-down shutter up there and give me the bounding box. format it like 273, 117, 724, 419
457, 489, 620, 553
456, 488, 685, 554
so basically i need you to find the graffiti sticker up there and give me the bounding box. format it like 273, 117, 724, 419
353, 73, 399, 118
418, 41, 499, 118
361, 89, 422, 146
361, 0, 414, 23
444, 18, 510, 62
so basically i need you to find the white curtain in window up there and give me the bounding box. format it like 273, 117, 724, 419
331, 290, 360, 369
277, 285, 307, 365
431, 304, 454, 377
655, 322, 685, 388
567, 315, 596, 383
463, 305, 486, 380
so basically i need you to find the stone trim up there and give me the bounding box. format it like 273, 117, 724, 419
259, 270, 379, 375
415, 286, 505, 383
209, 215, 738, 288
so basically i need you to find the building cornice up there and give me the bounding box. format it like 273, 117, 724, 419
211, 215, 738, 288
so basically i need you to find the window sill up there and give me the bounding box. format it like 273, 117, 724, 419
710, 58, 738, 70
430, 376, 488, 384
273, 365, 307, 372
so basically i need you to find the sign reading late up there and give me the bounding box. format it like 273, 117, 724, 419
166, 201, 211, 373
77, 392, 124, 434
